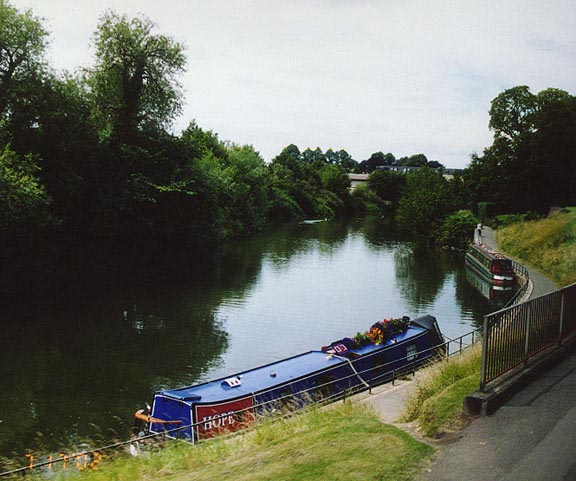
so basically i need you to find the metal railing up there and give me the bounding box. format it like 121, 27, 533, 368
1, 327, 481, 478
503, 259, 530, 308
480, 283, 576, 391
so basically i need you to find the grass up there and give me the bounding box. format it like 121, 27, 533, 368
43, 403, 434, 481
497, 207, 576, 287
401, 345, 482, 437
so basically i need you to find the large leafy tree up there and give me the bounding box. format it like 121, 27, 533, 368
89, 11, 186, 142
395, 168, 450, 246
488, 86, 538, 145
0, 1, 48, 129
465, 85, 576, 213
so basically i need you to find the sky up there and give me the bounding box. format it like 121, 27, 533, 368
15, 0, 576, 168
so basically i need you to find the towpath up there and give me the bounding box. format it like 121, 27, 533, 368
359, 226, 576, 481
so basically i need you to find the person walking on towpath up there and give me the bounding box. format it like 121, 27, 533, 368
476, 223, 482, 244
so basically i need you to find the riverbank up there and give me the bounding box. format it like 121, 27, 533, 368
15, 403, 434, 481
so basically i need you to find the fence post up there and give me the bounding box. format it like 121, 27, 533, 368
479, 314, 489, 392
524, 304, 532, 365
558, 291, 565, 346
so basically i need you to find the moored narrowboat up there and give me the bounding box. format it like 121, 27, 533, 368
135, 315, 444, 443
464, 243, 516, 287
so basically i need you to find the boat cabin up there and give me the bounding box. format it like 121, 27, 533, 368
465, 243, 516, 286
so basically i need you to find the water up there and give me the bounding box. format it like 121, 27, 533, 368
0, 216, 499, 461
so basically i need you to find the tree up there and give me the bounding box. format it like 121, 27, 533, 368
397, 154, 428, 167
437, 210, 478, 250
0, 1, 48, 126
89, 11, 186, 142
268, 144, 352, 219
223, 144, 270, 235
0, 145, 50, 231
367, 169, 406, 207
395, 168, 450, 246
301, 147, 325, 164
466, 85, 576, 214
531, 88, 576, 207
489, 86, 537, 145
181, 120, 228, 161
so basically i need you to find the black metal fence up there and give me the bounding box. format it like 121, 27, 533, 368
480, 283, 576, 391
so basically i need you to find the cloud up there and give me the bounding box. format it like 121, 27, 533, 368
18, 0, 576, 167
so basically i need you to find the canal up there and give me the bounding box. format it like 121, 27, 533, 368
0, 216, 499, 461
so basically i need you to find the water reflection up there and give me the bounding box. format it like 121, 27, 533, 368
463, 265, 516, 311
395, 246, 452, 308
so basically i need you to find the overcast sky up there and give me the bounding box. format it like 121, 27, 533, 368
15, 0, 576, 168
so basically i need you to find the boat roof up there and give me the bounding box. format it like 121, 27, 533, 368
468, 243, 511, 261
157, 325, 427, 404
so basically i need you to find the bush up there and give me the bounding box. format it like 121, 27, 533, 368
437, 210, 478, 250
350, 184, 385, 215
476, 202, 495, 223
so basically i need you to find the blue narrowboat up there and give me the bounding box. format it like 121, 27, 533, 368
135, 315, 444, 443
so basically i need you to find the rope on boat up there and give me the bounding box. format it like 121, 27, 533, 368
330, 353, 371, 390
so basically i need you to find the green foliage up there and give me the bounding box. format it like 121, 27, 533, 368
395, 168, 451, 246
268, 144, 351, 221
325, 148, 358, 170
437, 210, 478, 250
0, 145, 50, 231
180, 120, 228, 161
497, 208, 576, 286
464, 85, 576, 214
349, 183, 385, 214
88, 11, 186, 141
494, 213, 528, 227
402, 345, 481, 437
0, 1, 48, 124
477, 202, 496, 224
196, 144, 270, 238
397, 153, 428, 167
367, 169, 406, 208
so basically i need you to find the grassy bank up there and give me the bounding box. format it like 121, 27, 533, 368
401, 345, 482, 437
497, 207, 576, 287
43, 403, 433, 481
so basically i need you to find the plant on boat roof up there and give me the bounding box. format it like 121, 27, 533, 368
353, 331, 371, 346
354, 316, 411, 346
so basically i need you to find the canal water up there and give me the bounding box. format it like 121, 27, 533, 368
0, 216, 501, 461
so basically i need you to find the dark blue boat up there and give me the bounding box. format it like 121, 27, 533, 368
135, 315, 444, 443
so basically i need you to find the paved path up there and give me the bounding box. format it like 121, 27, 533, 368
421, 347, 576, 481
